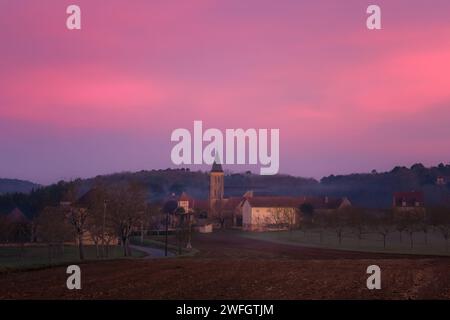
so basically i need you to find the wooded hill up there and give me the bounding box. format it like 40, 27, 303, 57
1, 162, 449, 218
0, 178, 39, 195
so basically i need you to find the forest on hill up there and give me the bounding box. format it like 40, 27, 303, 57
0, 162, 449, 218
0, 179, 39, 195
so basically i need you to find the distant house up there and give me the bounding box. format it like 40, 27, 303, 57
175, 192, 211, 218
436, 176, 448, 186
176, 191, 245, 229
310, 196, 352, 214
393, 191, 424, 208
178, 192, 193, 213
392, 191, 426, 220
6, 207, 29, 224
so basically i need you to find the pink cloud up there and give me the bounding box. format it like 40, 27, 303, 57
1, 0, 450, 183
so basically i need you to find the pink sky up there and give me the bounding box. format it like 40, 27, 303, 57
1, 0, 450, 184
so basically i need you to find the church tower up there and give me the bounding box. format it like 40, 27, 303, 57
209, 158, 224, 208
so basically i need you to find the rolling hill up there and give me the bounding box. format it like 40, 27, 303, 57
0, 178, 39, 195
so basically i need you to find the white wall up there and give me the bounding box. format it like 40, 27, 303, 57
242, 200, 297, 231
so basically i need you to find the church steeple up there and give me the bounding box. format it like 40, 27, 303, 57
211, 155, 223, 173
209, 154, 224, 208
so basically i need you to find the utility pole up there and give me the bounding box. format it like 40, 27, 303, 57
186, 212, 192, 249
103, 200, 107, 258
165, 210, 169, 256
163, 199, 178, 257
177, 213, 182, 255
140, 219, 144, 244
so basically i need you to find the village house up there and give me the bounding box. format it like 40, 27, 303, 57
437, 176, 445, 185
393, 191, 424, 209
6, 207, 29, 224
392, 191, 426, 218
240, 195, 352, 231
241, 196, 299, 231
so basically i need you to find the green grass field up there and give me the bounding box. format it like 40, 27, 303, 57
242, 229, 450, 256
0, 245, 145, 271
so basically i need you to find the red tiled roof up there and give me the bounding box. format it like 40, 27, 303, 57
192, 199, 210, 211
179, 192, 191, 201
393, 191, 424, 207
7, 208, 29, 223
244, 196, 347, 209
223, 197, 245, 210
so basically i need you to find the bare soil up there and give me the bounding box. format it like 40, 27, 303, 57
1, 232, 449, 299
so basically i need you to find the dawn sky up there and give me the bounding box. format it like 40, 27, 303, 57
1, 0, 450, 184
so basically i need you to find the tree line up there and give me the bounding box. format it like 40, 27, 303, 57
0, 181, 156, 260
297, 205, 450, 251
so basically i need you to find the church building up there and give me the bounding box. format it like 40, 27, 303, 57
177, 160, 352, 231
209, 161, 225, 209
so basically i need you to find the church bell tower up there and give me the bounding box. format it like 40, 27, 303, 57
209, 158, 224, 208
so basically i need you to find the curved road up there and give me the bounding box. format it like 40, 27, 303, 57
129, 244, 174, 258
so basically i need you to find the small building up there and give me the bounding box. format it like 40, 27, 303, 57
178, 192, 194, 213
393, 191, 424, 208
241, 196, 300, 231
6, 207, 29, 224
392, 191, 426, 218
240, 195, 352, 231
437, 176, 447, 186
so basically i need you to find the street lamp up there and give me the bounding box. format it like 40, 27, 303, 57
162, 200, 178, 257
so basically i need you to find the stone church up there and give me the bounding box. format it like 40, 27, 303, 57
207, 160, 246, 228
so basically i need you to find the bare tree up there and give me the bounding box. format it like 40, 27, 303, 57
35, 207, 72, 262
82, 185, 115, 258
326, 210, 349, 245
86, 214, 102, 258
67, 206, 89, 260
313, 212, 327, 244
109, 182, 146, 257
146, 203, 164, 233
0, 213, 31, 246
420, 219, 430, 245
429, 207, 450, 251
264, 207, 297, 234
397, 209, 424, 249
395, 216, 406, 243
372, 210, 396, 249
60, 183, 90, 260
347, 207, 368, 246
